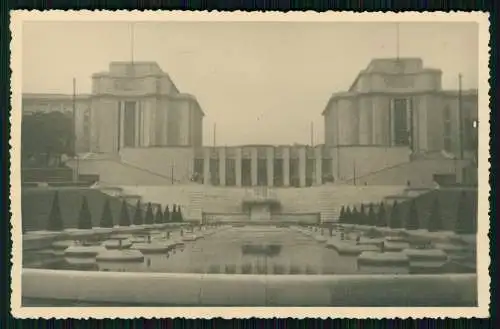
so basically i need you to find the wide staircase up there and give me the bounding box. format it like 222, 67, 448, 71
341, 156, 473, 187
65, 153, 181, 186
96, 184, 409, 224
275, 185, 406, 223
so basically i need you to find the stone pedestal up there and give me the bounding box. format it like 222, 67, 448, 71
249, 204, 272, 221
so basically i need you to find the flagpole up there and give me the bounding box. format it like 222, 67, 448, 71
458, 73, 464, 160
396, 23, 400, 60
72, 78, 79, 182
310, 122, 314, 147
131, 23, 135, 63
213, 123, 217, 147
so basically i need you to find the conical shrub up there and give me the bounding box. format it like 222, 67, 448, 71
144, 203, 154, 225
405, 199, 420, 230
367, 203, 376, 226
118, 199, 131, 227
164, 205, 170, 222
99, 199, 114, 228
427, 197, 442, 232
345, 206, 352, 224
389, 200, 402, 229
359, 204, 366, 225
46, 191, 64, 231
77, 196, 92, 230
455, 191, 473, 234
338, 206, 345, 223
172, 204, 178, 222
133, 200, 143, 225
352, 206, 359, 225
154, 205, 163, 224
376, 202, 387, 227
177, 206, 184, 222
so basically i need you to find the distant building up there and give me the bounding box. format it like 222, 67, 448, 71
22, 61, 204, 153
23, 58, 478, 187
322, 58, 478, 157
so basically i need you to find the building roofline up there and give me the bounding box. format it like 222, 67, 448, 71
321, 88, 479, 116
22, 93, 92, 100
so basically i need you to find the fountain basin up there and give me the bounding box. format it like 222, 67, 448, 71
96, 249, 145, 262
64, 245, 107, 258
131, 243, 170, 254
103, 239, 133, 250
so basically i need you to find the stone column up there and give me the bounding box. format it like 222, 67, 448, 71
203, 148, 211, 185
314, 146, 322, 185
331, 147, 338, 182
266, 147, 274, 187
119, 101, 125, 150
235, 147, 242, 187
283, 147, 290, 187
390, 99, 395, 146
134, 103, 140, 147
219, 147, 226, 186
251, 147, 258, 186
299, 147, 306, 187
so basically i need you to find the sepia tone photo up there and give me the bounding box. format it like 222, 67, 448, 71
10, 11, 490, 318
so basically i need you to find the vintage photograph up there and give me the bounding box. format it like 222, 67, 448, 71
11, 11, 489, 318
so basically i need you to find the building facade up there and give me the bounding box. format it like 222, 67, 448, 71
22, 61, 204, 153
23, 58, 478, 187
187, 144, 410, 187
323, 58, 478, 157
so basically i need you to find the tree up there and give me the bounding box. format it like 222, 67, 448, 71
455, 191, 474, 234
172, 204, 178, 222
164, 205, 170, 222
389, 200, 402, 229
352, 206, 359, 225
46, 191, 64, 231
367, 203, 376, 226
359, 204, 367, 225
133, 200, 144, 225
144, 203, 154, 225
118, 199, 131, 227
345, 206, 352, 224
77, 196, 92, 229
99, 199, 114, 228
338, 206, 345, 224
376, 202, 387, 227
155, 205, 164, 224
177, 205, 184, 222
22, 111, 74, 166
405, 199, 420, 230
427, 197, 442, 232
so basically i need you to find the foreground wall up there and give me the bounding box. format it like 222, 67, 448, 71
22, 269, 477, 306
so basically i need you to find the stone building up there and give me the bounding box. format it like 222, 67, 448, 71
22, 61, 204, 153
323, 58, 478, 156
22, 58, 478, 187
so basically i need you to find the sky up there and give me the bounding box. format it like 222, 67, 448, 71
22, 21, 479, 146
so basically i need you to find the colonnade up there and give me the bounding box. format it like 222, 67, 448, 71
201, 147, 328, 187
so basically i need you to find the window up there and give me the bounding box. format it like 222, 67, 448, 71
443, 106, 452, 152
392, 98, 410, 146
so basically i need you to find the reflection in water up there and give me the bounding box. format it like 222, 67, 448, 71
23, 226, 476, 275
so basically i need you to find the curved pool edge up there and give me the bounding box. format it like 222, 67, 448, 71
21, 269, 478, 307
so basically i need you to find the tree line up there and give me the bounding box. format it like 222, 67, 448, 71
22, 111, 74, 167
41, 191, 184, 232
337, 191, 476, 235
